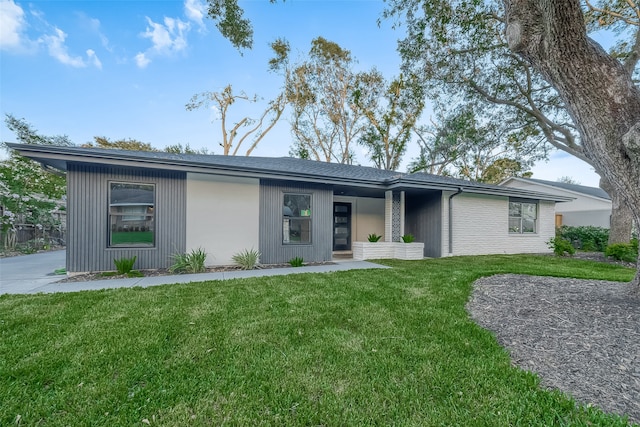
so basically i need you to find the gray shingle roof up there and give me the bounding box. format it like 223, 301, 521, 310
522, 178, 610, 200
6, 143, 572, 201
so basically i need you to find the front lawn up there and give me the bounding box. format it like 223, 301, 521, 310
0, 255, 636, 426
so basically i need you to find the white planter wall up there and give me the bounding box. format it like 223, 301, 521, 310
353, 242, 424, 260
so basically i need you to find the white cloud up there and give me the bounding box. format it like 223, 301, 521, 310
135, 16, 190, 68
134, 52, 150, 68
0, 0, 32, 52
184, 0, 207, 31
86, 48, 102, 69
40, 27, 102, 68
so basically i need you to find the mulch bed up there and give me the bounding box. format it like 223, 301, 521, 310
467, 274, 639, 424
56, 262, 335, 283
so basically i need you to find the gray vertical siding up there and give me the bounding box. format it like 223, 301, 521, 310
259, 180, 333, 264
67, 164, 186, 272
405, 191, 442, 258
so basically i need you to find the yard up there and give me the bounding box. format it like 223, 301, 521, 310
0, 255, 636, 426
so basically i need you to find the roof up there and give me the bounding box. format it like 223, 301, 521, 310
502, 177, 610, 201
6, 143, 572, 202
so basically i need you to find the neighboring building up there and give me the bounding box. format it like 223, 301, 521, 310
501, 177, 611, 228
9, 143, 570, 273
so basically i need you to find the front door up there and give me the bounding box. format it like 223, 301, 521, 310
333, 202, 352, 251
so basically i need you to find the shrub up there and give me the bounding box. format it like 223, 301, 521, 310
546, 237, 575, 257
289, 256, 304, 267
401, 234, 415, 243
170, 248, 207, 274
367, 233, 382, 242
114, 256, 137, 275
556, 226, 609, 252
232, 248, 261, 270
605, 243, 638, 263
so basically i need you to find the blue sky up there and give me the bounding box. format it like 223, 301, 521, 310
0, 0, 600, 186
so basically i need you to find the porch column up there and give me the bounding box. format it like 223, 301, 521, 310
384, 190, 403, 242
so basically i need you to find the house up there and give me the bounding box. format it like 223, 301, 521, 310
8, 143, 571, 273
500, 177, 611, 228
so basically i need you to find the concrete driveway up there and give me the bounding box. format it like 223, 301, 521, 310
0, 250, 66, 295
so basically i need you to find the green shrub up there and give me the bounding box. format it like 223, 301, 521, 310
289, 256, 304, 267
401, 234, 415, 243
605, 243, 638, 263
556, 226, 609, 252
114, 256, 137, 275
546, 237, 575, 256
170, 248, 207, 274
232, 248, 261, 270
631, 237, 639, 253
367, 233, 382, 242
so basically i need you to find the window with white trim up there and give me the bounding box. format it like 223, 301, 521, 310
283, 193, 311, 244
509, 200, 537, 234
109, 182, 155, 247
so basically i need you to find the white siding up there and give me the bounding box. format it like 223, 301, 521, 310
503, 179, 611, 227
334, 196, 385, 242
446, 192, 555, 256
186, 173, 259, 265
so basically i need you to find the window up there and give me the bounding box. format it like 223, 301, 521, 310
283, 193, 311, 244
109, 182, 155, 247
509, 200, 537, 234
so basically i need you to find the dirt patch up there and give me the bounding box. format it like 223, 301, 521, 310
468, 274, 639, 424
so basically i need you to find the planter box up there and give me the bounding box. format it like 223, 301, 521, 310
353, 241, 424, 261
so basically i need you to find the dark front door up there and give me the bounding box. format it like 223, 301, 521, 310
333, 202, 352, 251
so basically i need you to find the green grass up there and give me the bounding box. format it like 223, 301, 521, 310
110, 231, 153, 245
0, 255, 636, 426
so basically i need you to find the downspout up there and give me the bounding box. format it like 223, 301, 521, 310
448, 188, 463, 255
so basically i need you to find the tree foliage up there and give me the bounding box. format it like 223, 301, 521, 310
186, 84, 285, 156
272, 37, 372, 164
82, 136, 158, 151
354, 71, 425, 170
1, 115, 69, 247
409, 106, 539, 183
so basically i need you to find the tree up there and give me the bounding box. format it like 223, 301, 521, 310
1, 115, 69, 249
409, 106, 541, 183
186, 84, 285, 156
557, 176, 581, 185
82, 136, 158, 151
164, 143, 209, 155
382, 0, 637, 245
271, 37, 370, 164
501, 0, 640, 287
353, 71, 426, 170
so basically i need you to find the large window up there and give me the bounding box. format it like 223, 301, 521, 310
509, 200, 537, 234
109, 182, 155, 247
283, 193, 311, 244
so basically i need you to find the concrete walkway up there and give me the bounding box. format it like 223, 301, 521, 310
0, 251, 388, 295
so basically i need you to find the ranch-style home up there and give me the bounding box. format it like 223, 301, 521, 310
8, 143, 570, 273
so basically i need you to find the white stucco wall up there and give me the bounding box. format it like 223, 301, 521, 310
333, 196, 385, 243
186, 173, 259, 265
444, 192, 555, 256
502, 179, 611, 228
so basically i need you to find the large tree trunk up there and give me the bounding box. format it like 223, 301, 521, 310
503, 0, 640, 289
600, 177, 633, 245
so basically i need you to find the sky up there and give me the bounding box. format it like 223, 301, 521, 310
0, 0, 601, 187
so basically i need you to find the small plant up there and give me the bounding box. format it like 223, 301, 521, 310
170, 248, 207, 274
367, 233, 382, 242
232, 248, 261, 270
401, 234, 415, 243
289, 256, 304, 267
114, 256, 137, 275
53, 267, 67, 275
605, 243, 638, 263
547, 237, 575, 257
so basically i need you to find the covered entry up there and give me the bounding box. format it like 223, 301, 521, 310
333, 202, 351, 251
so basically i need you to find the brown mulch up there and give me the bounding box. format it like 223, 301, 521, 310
467, 274, 639, 425
56, 262, 335, 283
